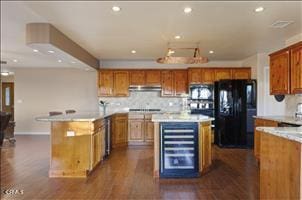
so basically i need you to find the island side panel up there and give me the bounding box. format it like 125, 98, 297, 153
199, 121, 212, 174
153, 122, 159, 178
50, 121, 92, 177
260, 131, 301, 199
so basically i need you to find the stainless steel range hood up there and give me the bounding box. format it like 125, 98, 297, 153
129, 85, 161, 92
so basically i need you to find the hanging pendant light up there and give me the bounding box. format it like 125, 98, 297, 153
157, 47, 208, 64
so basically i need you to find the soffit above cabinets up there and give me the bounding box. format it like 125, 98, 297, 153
26, 23, 99, 70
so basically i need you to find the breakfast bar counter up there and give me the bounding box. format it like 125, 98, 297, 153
36, 112, 120, 178
152, 113, 214, 178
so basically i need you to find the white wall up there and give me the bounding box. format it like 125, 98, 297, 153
13, 68, 99, 134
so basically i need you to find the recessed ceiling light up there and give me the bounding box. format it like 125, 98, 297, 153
112, 6, 121, 12
13, 59, 18, 62
184, 7, 192, 14
255, 7, 264, 12
174, 35, 181, 39
33, 49, 39, 52
1, 72, 9, 76
71, 61, 76, 64
131, 50, 136, 54
85, 68, 90, 71
58, 59, 62, 63
209, 50, 214, 54
48, 50, 55, 54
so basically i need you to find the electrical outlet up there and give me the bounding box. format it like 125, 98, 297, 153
66, 131, 75, 137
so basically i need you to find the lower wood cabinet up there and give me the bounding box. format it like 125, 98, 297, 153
144, 120, 154, 142
200, 121, 212, 171
128, 119, 144, 142
128, 114, 154, 145
254, 118, 278, 162
111, 113, 128, 148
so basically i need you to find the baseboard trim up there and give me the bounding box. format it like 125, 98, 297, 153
14, 132, 50, 135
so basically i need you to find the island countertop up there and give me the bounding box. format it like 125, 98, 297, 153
152, 113, 214, 122
35, 111, 126, 122
256, 126, 302, 143
254, 115, 302, 126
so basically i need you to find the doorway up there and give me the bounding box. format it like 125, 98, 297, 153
2, 82, 14, 120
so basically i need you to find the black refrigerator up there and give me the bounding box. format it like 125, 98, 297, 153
214, 80, 257, 148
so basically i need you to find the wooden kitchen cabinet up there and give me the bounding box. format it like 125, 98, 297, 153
290, 43, 302, 94
130, 70, 145, 86
111, 114, 128, 148
99, 70, 114, 96
174, 70, 188, 96
200, 122, 212, 171
144, 120, 154, 142
270, 50, 290, 95
92, 131, 101, 168
128, 114, 154, 145
201, 68, 215, 83
254, 118, 278, 162
232, 68, 251, 80
113, 71, 129, 96
128, 119, 144, 142
161, 70, 174, 96
215, 68, 232, 81
188, 68, 201, 84
145, 70, 161, 85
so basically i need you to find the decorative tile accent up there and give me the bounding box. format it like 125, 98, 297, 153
99, 91, 183, 113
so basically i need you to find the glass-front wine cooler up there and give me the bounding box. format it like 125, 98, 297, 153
160, 122, 199, 178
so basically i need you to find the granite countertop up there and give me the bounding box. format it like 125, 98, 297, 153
35, 111, 126, 122
254, 116, 302, 126
152, 113, 214, 123
256, 127, 302, 143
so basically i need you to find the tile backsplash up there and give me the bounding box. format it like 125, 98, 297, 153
285, 95, 302, 116
99, 91, 183, 113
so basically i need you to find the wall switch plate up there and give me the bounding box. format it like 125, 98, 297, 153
66, 131, 75, 137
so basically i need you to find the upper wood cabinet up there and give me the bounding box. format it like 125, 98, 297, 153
99, 70, 129, 97
161, 70, 188, 96
188, 68, 201, 84
161, 70, 174, 96
130, 70, 145, 86
270, 50, 290, 95
201, 68, 215, 83
215, 68, 232, 81
269, 41, 302, 95
113, 71, 129, 96
290, 44, 302, 94
99, 70, 114, 96
145, 70, 161, 85
174, 70, 188, 96
232, 68, 251, 80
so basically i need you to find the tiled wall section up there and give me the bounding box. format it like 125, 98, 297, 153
99, 91, 183, 113
285, 95, 302, 116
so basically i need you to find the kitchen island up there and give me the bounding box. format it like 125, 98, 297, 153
256, 126, 302, 199
36, 112, 120, 178
152, 113, 214, 178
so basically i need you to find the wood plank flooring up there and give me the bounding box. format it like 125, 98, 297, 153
1, 135, 259, 199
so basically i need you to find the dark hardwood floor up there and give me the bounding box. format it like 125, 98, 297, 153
1, 135, 259, 200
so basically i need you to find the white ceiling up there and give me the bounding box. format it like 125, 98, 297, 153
1, 1, 301, 69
